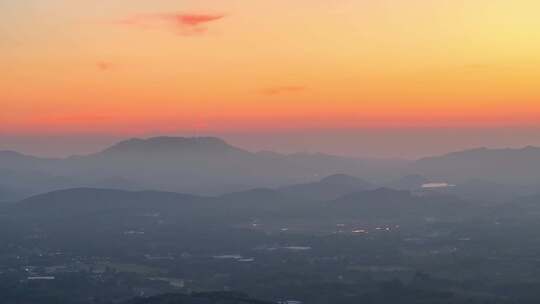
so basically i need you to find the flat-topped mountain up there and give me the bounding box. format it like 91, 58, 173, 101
99, 137, 245, 156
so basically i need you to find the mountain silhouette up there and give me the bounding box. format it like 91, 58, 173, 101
14, 188, 204, 218
412, 146, 540, 184
279, 174, 375, 201
0, 137, 402, 197
99, 137, 245, 156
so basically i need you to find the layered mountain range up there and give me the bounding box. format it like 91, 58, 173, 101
1, 137, 539, 201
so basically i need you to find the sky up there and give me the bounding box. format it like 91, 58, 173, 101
1, 0, 540, 158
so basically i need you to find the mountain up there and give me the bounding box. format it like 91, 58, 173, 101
411, 146, 540, 185
0, 137, 406, 197
13, 188, 206, 218
100, 137, 239, 155
6, 139, 539, 202
450, 179, 539, 203
279, 174, 375, 201
221, 188, 288, 203
0, 151, 44, 169
5, 184, 475, 226
0, 185, 483, 262
8, 186, 317, 223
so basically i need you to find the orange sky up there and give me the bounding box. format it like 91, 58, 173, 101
2, 0, 540, 136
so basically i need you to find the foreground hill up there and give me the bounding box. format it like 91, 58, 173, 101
0, 187, 528, 304
123, 292, 272, 304
13, 188, 206, 218
5, 185, 476, 226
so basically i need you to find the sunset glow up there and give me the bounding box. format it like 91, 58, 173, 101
2, 0, 540, 148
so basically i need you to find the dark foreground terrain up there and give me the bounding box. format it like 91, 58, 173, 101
1, 183, 540, 304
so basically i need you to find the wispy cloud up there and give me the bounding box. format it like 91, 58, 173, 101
96, 61, 114, 71
118, 13, 225, 36
261, 86, 306, 96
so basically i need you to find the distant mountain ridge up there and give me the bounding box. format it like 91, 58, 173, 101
1, 138, 539, 200
412, 145, 540, 184
0, 136, 405, 198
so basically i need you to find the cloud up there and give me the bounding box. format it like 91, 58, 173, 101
96, 61, 114, 71
118, 13, 225, 36
171, 14, 224, 26
261, 86, 306, 96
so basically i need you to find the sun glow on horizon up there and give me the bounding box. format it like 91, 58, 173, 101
2, 0, 540, 136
